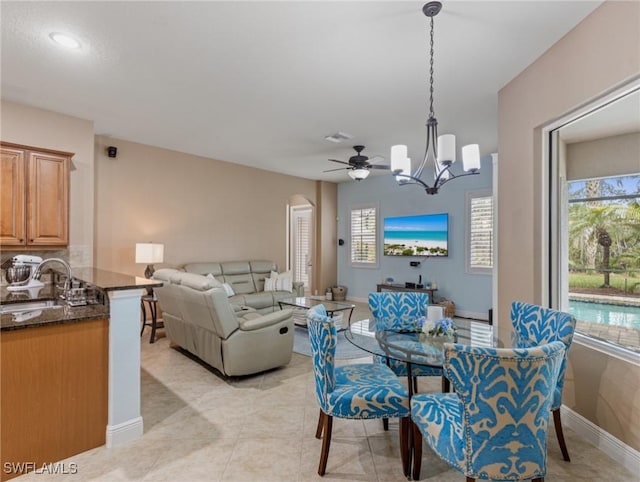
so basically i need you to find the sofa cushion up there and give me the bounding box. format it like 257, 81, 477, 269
224, 273, 256, 295
153, 268, 184, 284
241, 292, 276, 311
183, 262, 222, 277
220, 261, 252, 275
179, 272, 220, 291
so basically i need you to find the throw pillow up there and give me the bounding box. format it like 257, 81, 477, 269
275, 272, 293, 292
222, 282, 235, 297
268, 271, 293, 292
264, 277, 276, 292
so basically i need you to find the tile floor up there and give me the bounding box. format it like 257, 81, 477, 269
15, 303, 637, 481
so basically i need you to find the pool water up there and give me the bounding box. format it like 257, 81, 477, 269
569, 300, 640, 330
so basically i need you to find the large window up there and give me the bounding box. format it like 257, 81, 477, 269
350, 204, 378, 268
565, 175, 640, 353
548, 84, 640, 358
466, 189, 493, 274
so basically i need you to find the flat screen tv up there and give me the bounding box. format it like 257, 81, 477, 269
383, 213, 448, 257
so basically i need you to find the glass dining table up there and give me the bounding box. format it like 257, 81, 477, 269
344, 317, 496, 479
345, 317, 496, 394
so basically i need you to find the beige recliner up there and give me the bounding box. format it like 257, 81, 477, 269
153, 269, 294, 376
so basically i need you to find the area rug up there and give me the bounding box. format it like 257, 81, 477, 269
293, 326, 370, 360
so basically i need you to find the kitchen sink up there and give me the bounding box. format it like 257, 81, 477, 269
0, 299, 65, 314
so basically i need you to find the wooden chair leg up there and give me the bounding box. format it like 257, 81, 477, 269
315, 409, 325, 439
412, 422, 423, 481
553, 408, 571, 462
466, 478, 475, 482
382, 417, 389, 431
399, 417, 410, 477
442, 375, 450, 393
413, 376, 419, 393
318, 414, 333, 476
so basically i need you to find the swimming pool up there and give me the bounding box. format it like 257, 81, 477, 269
569, 300, 640, 330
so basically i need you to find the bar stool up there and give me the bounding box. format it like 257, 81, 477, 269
140, 294, 164, 343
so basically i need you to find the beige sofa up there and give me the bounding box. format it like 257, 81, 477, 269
183, 260, 304, 314
153, 269, 294, 376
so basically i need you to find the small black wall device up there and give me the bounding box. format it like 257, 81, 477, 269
107, 146, 118, 158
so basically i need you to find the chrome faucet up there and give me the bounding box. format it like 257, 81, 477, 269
31, 258, 73, 294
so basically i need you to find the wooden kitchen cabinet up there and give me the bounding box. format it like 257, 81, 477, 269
0, 142, 71, 249
1, 319, 109, 481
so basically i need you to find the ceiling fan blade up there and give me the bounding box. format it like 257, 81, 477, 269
323, 167, 349, 173
369, 164, 390, 170
328, 159, 351, 166
368, 155, 385, 163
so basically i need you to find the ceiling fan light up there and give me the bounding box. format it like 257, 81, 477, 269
462, 144, 481, 172
349, 168, 370, 181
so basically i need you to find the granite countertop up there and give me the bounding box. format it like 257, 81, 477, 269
1, 267, 163, 331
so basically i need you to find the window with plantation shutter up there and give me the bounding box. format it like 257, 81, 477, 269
350, 204, 378, 268
294, 212, 310, 288
466, 190, 493, 274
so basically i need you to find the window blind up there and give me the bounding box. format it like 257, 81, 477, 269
350, 205, 377, 266
469, 195, 493, 270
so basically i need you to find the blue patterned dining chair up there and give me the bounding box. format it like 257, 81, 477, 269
307, 304, 411, 477
411, 341, 565, 482
368, 292, 444, 392
510, 301, 577, 462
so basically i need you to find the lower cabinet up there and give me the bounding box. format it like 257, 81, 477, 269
0, 319, 108, 481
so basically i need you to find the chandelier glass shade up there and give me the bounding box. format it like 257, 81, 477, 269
391, 1, 480, 195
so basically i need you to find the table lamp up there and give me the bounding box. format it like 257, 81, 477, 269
135, 242, 164, 278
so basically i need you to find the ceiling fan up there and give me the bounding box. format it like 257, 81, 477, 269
324, 145, 390, 181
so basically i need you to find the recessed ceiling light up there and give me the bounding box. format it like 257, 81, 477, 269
49, 32, 81, 49
324, 132, 353, 143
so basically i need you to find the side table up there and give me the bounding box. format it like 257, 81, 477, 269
140, 294, 164, 343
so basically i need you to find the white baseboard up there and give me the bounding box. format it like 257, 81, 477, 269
561, 405, 640, 474
106, 417, 144, 448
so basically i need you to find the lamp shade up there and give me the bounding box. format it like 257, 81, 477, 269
437, 134, 455, 164
462, 144, 481, 172
390, 145, 408, 169
348, 168, 370, 180
135, 243, 164, 264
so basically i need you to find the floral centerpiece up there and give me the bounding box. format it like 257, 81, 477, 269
415, 316, 456, 342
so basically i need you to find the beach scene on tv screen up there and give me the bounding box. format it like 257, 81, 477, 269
384, 213, 448, 256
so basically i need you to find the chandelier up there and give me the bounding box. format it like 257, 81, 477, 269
390, 1, 480, 195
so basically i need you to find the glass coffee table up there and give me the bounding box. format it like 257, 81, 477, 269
278, 296, 355, 330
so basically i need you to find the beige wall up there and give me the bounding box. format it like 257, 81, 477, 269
498, 0, 640, 450
94, 136, 336, 280
567, 132, 640, 180
0, 101, 338, 287
314, 181, 337, 295
0, 101, 95, 266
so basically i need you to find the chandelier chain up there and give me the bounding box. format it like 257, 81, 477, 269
428, 15, 435, 119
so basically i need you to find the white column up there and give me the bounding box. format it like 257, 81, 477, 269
105, 288, 145, 447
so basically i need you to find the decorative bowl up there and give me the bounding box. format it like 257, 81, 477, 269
5, 266, 32, 285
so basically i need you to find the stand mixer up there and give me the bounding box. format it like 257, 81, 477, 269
6, 255, 45, 291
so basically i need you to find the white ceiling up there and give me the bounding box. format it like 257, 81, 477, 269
1, 1, 603, 182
